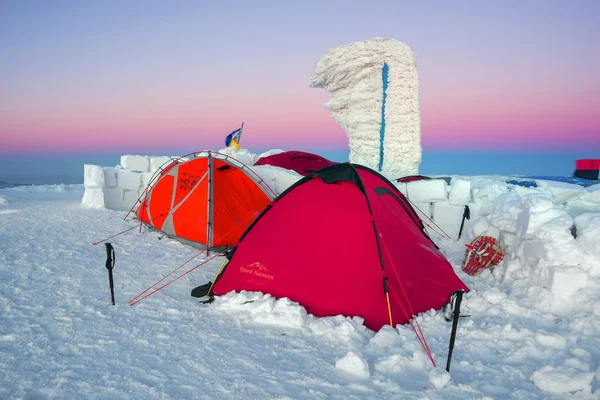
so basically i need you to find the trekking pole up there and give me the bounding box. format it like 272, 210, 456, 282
457, 205, 470, 240
105, 243, 116, 305
446, 291, 464, 372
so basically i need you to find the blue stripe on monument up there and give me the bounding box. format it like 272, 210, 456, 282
379, 62, 389, 172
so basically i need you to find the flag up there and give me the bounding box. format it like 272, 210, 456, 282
225, 126, 243, 150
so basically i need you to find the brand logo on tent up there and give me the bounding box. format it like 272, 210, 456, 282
179, 172, 202, 191
240, 262, 274, 280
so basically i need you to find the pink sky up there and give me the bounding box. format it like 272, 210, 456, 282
1, 1, 598, 155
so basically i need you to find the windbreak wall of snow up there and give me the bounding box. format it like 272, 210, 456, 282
210, 163, 468, 331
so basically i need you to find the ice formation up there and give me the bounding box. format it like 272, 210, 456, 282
310, 37, 421, 179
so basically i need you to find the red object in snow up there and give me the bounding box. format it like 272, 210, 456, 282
209, 163, 469, 331
575, 159, 600, 170
461, 236, 505, 276
396, 175, 431, 183
253, 151, 338, 176
574, 159, 600, 180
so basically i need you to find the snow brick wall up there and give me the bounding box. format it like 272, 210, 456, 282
83, 155, 172, 212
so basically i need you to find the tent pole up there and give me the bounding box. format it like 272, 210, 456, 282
206, 151, 214, 255
446, 291, 464, 372
383, 277, 393, 327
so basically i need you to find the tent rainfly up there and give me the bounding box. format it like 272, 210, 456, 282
137, 151, 275, 250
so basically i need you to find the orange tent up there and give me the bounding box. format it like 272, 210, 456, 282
136, 151, 274, 250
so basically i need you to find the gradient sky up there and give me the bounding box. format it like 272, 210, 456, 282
1, 0, 599, 182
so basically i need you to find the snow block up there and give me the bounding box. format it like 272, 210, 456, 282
534, 331, 567, 349
432, 201, 464, 239
520, 193, 554, 213
412, 201, 432, 219
470, 187, 487, 206
394, 182, 407, 195
473, 181, 510, 205
141, 172, 154, 190
448, 178, 471, 206
82, 187, 105, 208
470, 218, 490, 238
251, 165, 282, 195
103, 167, 117, 188
527, 209, 574, 243
335, 351, 370, 379
84, 164, 105, 188
574, 214, 600, 256
120, 155, 149, 172
123, 189, 141, 210
500, 231, 517, 249
536, 180, 586, 204
218, 147, 258, 167
406, 179, 447, 203
531, 365, 595, 394
565, 199, 600, 218
104, 187, 125, 210
117, 167, 143, 191
512, 185, 544, 202
549, 267, 588, 296
274, 171, 302, 195
515, 208, 531, 244
485, 225, 501, 240
581, 184, 600, 203
429, 369, 451, 390
149, 156, 173, 173
521, 240, 546, 262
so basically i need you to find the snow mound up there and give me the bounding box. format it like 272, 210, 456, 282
212, 291, 371, 343
335, 351, 370, 379
531, 365, 595, 394
429, 368, 451, 390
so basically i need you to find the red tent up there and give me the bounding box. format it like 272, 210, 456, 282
253, 151, 337, 176
574, 159, 600, 180
137, 152, 274, 250
195, 163, 468, 331
396, 175, 431, 183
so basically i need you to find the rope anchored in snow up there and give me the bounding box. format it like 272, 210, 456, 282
374, 222, 436, 368
405, 199, 452, 240
128, 250, 227, 306
128, 249, 205, 305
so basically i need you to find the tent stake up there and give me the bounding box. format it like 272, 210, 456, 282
446, 291, 464, 372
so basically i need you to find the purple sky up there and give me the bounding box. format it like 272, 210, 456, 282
0, 1, 598, 181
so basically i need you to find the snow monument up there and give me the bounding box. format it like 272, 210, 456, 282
310, 37, 421, 179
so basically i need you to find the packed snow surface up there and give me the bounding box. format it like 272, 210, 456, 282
1, 175, 599, 399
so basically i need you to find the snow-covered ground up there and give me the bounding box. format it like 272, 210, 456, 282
1, 179, 599, 399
